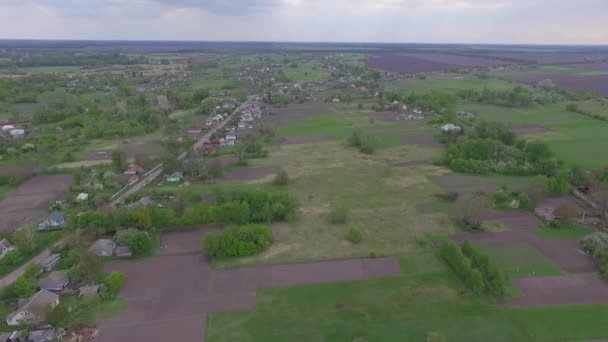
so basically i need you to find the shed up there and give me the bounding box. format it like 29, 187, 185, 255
0, 239, 15, 260
75, 193, 89, 202
166, 172, 183, 183
88, 239, 116, 257
38, 271, 70, 292
79, 285, 100, 298
37, 211, 65, 231
115, 246, 132, 258
38, 254, 61, 272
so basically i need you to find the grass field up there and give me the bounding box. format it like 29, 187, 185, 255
207, 251, 608, 342
534, 224, 596, 240
0, 185, 13, 202
481, 243, 565, 278
4, 66, 83, 74
283, 63, 329, 83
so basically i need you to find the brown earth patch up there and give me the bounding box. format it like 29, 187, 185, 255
0, 174, 74, 231
123, 141, 170, 159
221, 166, 280, 182
271, 135, 332, 145
0, 162, 42, 177
513, 125, 549, 135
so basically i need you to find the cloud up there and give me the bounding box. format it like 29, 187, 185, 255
0, 0, 606, 44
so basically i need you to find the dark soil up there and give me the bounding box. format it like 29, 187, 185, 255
221, 166, 280, 182
271, 135, 332, 145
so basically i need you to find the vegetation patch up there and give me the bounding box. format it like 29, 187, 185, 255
202, 224, 274, 258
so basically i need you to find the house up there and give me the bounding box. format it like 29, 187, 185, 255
123, 164, 142, 175
166, 172, 183, 183
37, 211, 65, 231
27, 327, 66, 342
1, 124, 15, 132
9, 129, 25, 138
0, 239, 15, 260
75, 193, 89, 202
225, 133, 237, 142
38, 254, 61, 272
6, 290, 59, 326
440, 123, 462, 133
187, 126, 202, 134
38, 271, 69, 292
88, 239, 116, 257
115, 246, 132, 258
79, 285, 100, 298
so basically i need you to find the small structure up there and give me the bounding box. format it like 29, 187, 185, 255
166, 172, 183, 183
441, 123, 462, 133
187, 126, 203, 134
75, 193, 89, 202
115, 246, 133, 258
6, 290, 59, 326
9, 129, 25, 138
38, 254, 61, 272
0, 239, 16, 260
78, 285, 100, 298
88, 239, 116, 257
27, 326, 60, 342
123, 164, 142, 175
38, 271, 69, 292
37, 211, 65, 231
1, 124, 15, 132
128, 196, 152, 210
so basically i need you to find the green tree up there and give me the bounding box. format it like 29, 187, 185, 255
112, 150, 127, 172
101, 272, 126, 300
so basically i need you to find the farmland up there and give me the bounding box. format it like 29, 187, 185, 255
0, 42, 608, 341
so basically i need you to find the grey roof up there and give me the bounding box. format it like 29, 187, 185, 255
48, 211, 64, 222
0, 238, 14, 250
39, 253, 61, 267
38, 271, 69, 291
10, 290, 58, 318
115, 246, 132, 257
88, 239, 116, 256
79, 285, 100, 297
27, 328, 55, 342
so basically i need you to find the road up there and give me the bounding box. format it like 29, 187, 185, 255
109, 96, 257, 208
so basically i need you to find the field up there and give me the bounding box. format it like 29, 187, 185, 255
207, 251, 608, 342
367, 53, 509, 74
283, 63, 329, 83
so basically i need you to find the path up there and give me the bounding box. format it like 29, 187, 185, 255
96, 229, 401, 342
109, 96, 258, 208
454, 210, 605, 307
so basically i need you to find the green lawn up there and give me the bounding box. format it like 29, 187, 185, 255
534, 224, 596, 240
0, 185, 13, 202
207, 252, 608, 342
283, 63, 329, 83
481, 243, 564, 278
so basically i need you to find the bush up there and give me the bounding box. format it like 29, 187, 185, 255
348, 130, 377, 154
580, 232, 608, 257
273, 169, 289, 186
461, 241, 509, 298
346, 227, 363, 244
13, 274, 38, 298
202, 224, 274, 258
438, 241, 485, 295
116, 229, 155, 257
456, 193, 492, 229
327, 207, 349, 224
555, 203, 578, 223
101, 272, 126, 300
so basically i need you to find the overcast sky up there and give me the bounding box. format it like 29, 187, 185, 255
0, 0, 607, 44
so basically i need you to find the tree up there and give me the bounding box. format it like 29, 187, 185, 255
202, 225, 274, 258
14, 275, 37, 298
112, 150, 127, 172
272, 169, 289, 186
456, 193, 491, 229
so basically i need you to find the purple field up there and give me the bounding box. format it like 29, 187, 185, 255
366, 53, 507, 73
516, 74, 608, 96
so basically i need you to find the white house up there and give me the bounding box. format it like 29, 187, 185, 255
441, 123, 462, 133
0, 239, 15, 260
9, 129, 25, 137
75, 193, 89, 202
1, 125, 15, 132
6, 290, 59, 326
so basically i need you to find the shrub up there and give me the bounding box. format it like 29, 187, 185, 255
13, 274, 38, 298
327, 207, 349, 224
346, 227, 363, 244
580, 232, 608, 257
438, 241, 485, 295
461, 241, 509, 298
273, 169, 289, 186
456, 193, 491, 229
116, 229, 155, 257
555, 203, 579, 223
202, 224, 274, 258
101, 272, 126, 300
348, 130, 377, 154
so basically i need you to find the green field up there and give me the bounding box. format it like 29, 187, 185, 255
0, 185, 13, 201
207, 252, 608, 342
481, 243, 565, 278
534, 224, 596, 240
283, 63, 329, 83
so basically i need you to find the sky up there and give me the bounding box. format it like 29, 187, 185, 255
0, 0, 607, 44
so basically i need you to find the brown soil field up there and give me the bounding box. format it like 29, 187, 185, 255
513, 125, 549, 135
366, 54, 453, 73
0, 162, 42, 177
263, 101, 330, 128
506, 273, 608, 307
569, 62, 608, 71
516, 74, 608, 96
98, 229, 401, 342
123, 141, 170, 159
0, 174, 73, 231
400, 53, 509, 67
221, 166, 280, 182
271, 135, 332, 145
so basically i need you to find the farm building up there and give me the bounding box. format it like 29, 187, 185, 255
115, 246, 133, 257
166, 172, 183, 183
75, 193, 89, 202
38, 271, 70, 292
38, 254, 61, 272
6, 290, 59, 326
1, 124, 15, 132
88, 239, 116, 257
441, 123, 462, 133
37, 211, 65, 231
9, 129, 25, 138
79, 285, 100, 298
0, 239, 15, 260
124, 164, 143, 175
187, 126, 203, 134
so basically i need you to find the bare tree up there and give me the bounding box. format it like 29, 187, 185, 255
456, 193, 492, 229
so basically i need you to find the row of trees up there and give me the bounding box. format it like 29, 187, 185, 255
457, 86, 534, 108
438, 241, 509, 298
